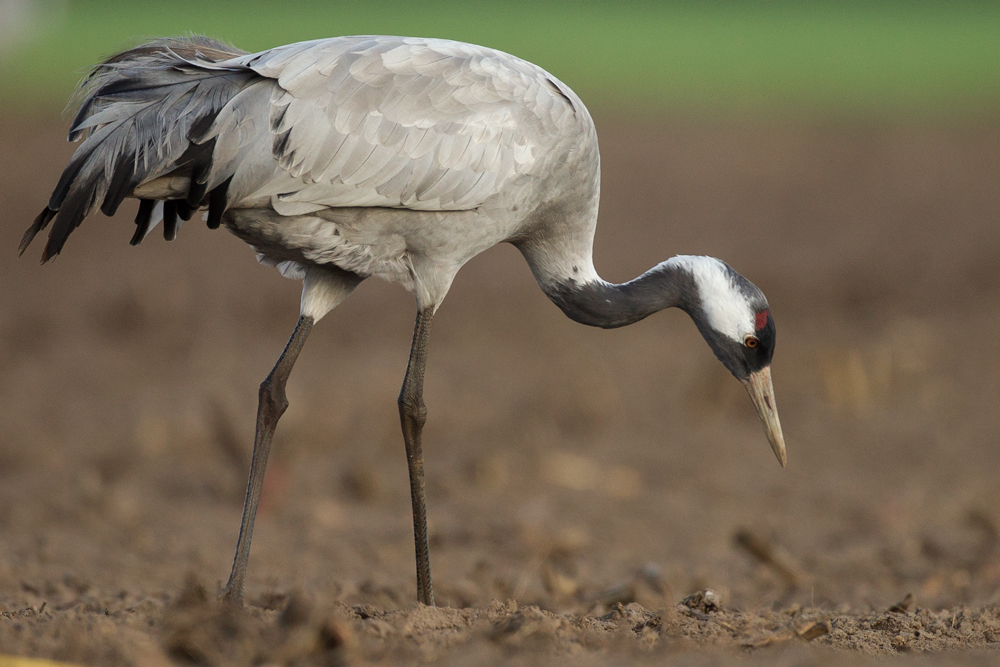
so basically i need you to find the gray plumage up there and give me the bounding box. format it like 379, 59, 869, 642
24, 35, 596, 317
26, 35, 785, 606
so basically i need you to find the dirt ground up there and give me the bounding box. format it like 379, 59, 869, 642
1, 113, 1000, 665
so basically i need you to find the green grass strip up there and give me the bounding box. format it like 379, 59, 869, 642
3, 0, 1000, 116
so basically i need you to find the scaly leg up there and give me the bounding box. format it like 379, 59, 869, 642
221, 315, 314, 604
398, 309, 435, 605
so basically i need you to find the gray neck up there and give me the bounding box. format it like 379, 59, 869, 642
543, 262, 696, 329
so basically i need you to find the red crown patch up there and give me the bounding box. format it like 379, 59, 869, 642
755, 309, 769, 331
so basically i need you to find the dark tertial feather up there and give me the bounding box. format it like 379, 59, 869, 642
163, 201, 178, 241
42, 186, 98, 261
47, 144, 97, 210
187, 113, 217, 146
206, 176, 232, 230
93, 76, 173, 100
20, 208, 56, 257
101, 149, 137, 216
175, 200, 195, 221
68, 99, 98, 143
183, 138, 217, 206
130, 199, 156, 245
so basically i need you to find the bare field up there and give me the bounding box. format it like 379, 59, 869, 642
1, 116, 1000, 665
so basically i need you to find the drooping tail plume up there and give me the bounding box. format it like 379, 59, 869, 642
22, 36, 252, 262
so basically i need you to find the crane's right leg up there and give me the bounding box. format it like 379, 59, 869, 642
398, 309, 436, 606
221, 267, 362, 605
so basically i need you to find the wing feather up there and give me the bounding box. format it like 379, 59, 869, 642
236, 35, 580, 212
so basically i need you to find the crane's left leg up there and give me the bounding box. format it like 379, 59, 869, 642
221, 315, 314, 605
398, 308, 435, 606
221, 266, 362, 605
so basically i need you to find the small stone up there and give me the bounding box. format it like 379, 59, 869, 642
681, 589, 720, 613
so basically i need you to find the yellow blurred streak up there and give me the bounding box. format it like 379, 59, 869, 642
0, 656, 85, 667
818, 347, 893, 415
541, 451, 643, 499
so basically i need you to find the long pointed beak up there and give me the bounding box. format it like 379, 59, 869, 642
742, 366, 786, 467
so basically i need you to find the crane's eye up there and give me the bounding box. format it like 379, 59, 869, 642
745, 336, 759, 349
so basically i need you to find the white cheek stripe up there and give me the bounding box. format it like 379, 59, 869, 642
667, 255, 753, 342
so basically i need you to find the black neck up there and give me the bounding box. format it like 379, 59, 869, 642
543, 262, 695, 329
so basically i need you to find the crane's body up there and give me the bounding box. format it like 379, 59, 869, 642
26, 35, 599, 316
24, 35, 786, 608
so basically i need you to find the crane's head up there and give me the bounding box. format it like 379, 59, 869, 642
670, 255, 786, 467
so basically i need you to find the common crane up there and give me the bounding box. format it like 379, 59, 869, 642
23, 35, 786, 606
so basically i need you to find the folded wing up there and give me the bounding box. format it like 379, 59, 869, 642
24, 35, 579, 260
224, 36, 577, 214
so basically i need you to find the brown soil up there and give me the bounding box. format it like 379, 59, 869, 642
1, 114, 1000, 665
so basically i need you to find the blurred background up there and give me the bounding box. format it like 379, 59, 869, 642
5, 0, 1000, 115
2, 0, 1000, 653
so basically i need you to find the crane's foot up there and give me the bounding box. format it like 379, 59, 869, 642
218, 583, 243, 607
